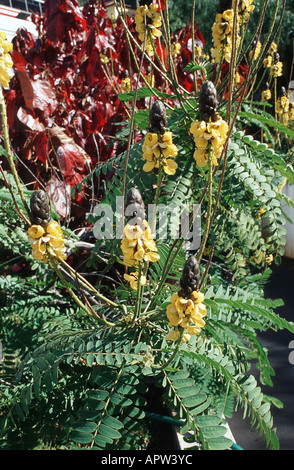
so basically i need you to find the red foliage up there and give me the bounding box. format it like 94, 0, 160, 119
5, 0, 209, 223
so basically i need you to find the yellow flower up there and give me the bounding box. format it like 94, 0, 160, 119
28, 221, 66, 264
235, 0, 255, 20
165, 329, 180, 342
269, 41, 278, 55
124, 271, 146, 290
276, 96, 290, 114
270, 61, 283, 78
121, 220, 160, 268
142, 131, 178, 175
195, 45, 202, 59
28, 225, 46, 239
0, 31, 13, 89
135, 3, 162, 55
265, 254, 274, 264
190, 115, 228, 168
100, 53, 109, 64
171, 42, 181, 57
261, 89, 271, 102
165, 290, 206, 342
263, 54, 272, 68
211, 8, 237, 63
121, 77, 131, 93
249, 40, 262, 62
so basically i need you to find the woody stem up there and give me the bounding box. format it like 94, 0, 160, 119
0, 87, 30, 218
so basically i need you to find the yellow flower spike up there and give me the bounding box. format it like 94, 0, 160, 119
269, 41, 278, 55
121, 77, 131, 93
165, 288, 207, 343
263, 54, 272, 68
261, 89, 271, 102
121, 220, 160, 269
190, 115, 228, 168
171, 42, 181, 57
142, 130, 178, 176
211, 8, 237, 64
28, 220, 66, 264
0, 31, 14, 89
134, 3, 162, 54
270, 61, 283, 78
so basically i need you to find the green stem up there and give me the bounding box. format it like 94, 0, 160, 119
151, 328, 184, 371
196, 146, 213, 264
60, 259, 120, 310
52, 259, 115, 327
0, 87, 30, 218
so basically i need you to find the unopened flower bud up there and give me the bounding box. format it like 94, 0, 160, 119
149, 100, 167, 134
30, 190, 51, 227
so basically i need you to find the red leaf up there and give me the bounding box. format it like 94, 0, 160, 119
15, 66, 35, 112
33, 131, 49, 163
46, 175, 71, 218
17, 107, 45, 132
31, 79, 57, 117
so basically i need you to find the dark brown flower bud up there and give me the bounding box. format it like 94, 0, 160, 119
218, 0, 232, 13
199, 81, 219, 122
179, 255, 201, 296
273, 52, 280, 63
125, 187, 146, 222
30, 190, 51, 226
149, 100, 167, 134
139, 0, 152, 6
281, 86, 287, 96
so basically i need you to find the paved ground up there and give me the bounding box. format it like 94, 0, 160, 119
228, 257, 294, 450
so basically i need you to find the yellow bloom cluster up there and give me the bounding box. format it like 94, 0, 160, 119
276, 96, 290, 115
276, 95, 293, 125
165, 290, 207, 343
211, 9, 237, 63
0, 32, 13, 89
261, 88, 271, 102
100, 52, 109, 64
234, 0, 255, 20
121, 76, 131, 93
195, 45, 202, 59
269, 42, 278, 55
249, 40, 262, 62
190, 115, 229, 167
171, 42, 181, 57
142, 131, 178, 175
263, 54, 272, 68
270, 59, 283, 78
28, 221, 66, 264
121, 220, 160, 268
134, 4, 162, 56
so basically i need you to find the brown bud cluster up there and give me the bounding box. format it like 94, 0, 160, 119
30, 190, 51, 227
149, 100, 167, 134
125, 187, 146, 223
199, 81, 219, 122
179, 255, 201, 297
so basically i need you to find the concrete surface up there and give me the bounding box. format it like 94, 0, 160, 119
228, 257, 294, 450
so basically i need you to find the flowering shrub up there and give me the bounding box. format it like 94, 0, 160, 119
1, 0, 294, 452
